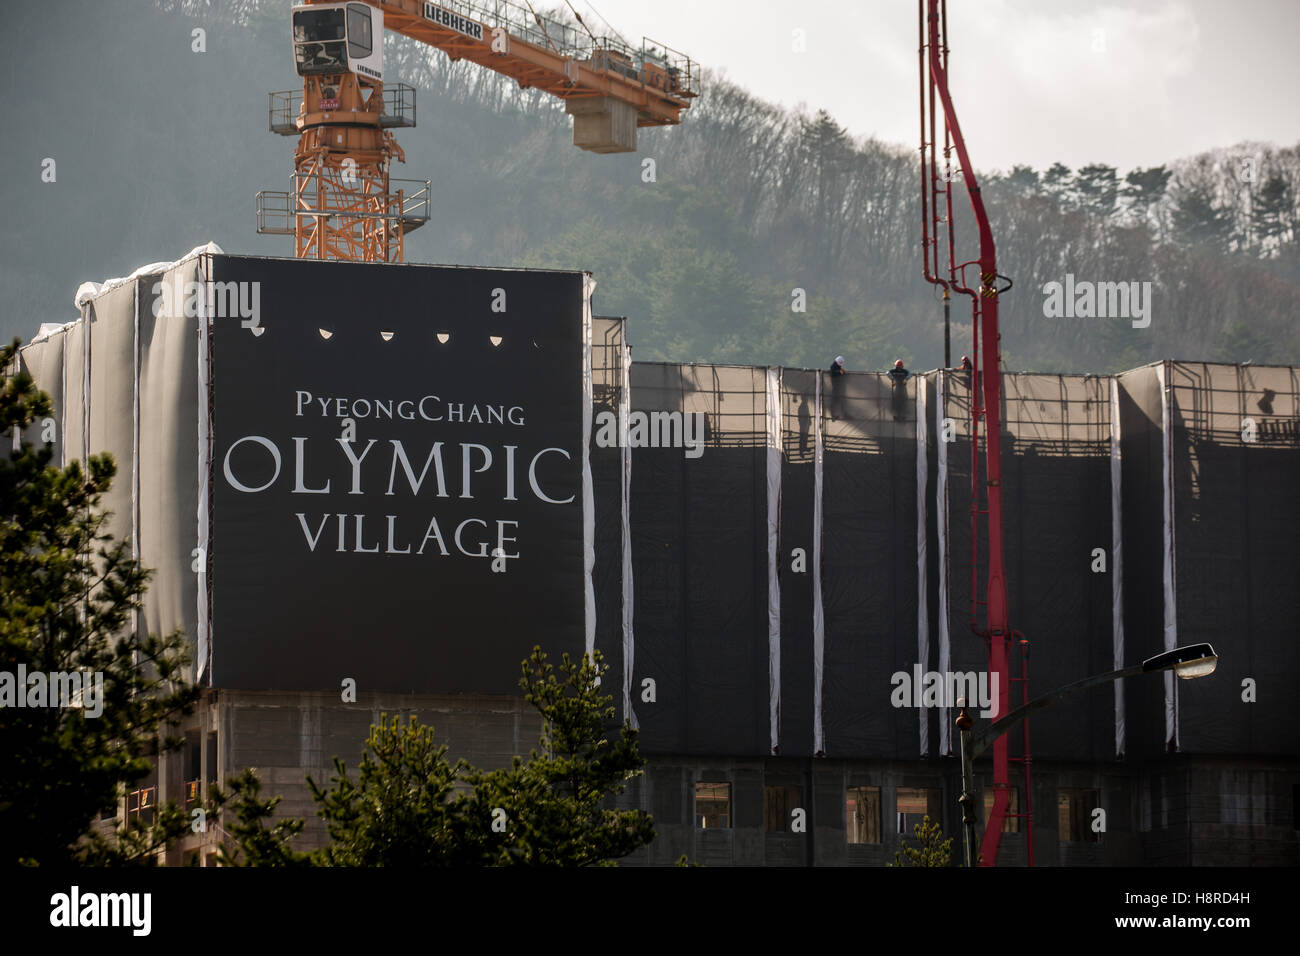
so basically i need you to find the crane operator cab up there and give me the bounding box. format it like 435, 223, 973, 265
292, 2, 384, 83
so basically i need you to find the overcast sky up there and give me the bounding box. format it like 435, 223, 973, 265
575, 0, 1299, 173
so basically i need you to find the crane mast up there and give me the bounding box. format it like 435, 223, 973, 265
257, 0, 698, 262
919, 0, 1026, 866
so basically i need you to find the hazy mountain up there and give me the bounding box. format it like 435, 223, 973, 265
3, 0, 1296, 374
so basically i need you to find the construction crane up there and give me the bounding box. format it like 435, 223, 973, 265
918, 0, 1027, 867
256, 0, 698, 262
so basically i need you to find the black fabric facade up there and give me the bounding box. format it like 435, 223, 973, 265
590, 317, 626, 719
921, 372, 942, 757
820, 372, 917, 758
20, 249, 1298, 765
625, 373, 688, 750
1117, 365, 1171, 759
944, 373, 1115, 761
777, 369, 817, 755
628, 364, 768, 755
1167, 362, 1300, 756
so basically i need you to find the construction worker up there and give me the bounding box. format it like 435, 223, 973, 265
959, 355, 974, 393
888, 359, 909, 422
829, 355, 847, 420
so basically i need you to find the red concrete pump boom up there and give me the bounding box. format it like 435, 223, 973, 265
918, 0, 1026, 866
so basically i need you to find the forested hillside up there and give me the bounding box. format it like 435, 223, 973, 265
3, 0, 1296, 373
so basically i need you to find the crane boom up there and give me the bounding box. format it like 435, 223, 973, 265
371, 0, 696, 128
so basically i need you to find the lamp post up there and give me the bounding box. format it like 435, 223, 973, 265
955, 642, 1219, 868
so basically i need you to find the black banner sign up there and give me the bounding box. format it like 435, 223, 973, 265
209, 256, 587, 694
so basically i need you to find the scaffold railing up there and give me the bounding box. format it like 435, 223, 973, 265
435, 0, 698, 97
268, 83, 418, 136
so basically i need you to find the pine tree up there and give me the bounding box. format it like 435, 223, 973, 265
799, 109, 855, 266
219, 646, 656, 866
1251, 172, 1296, 252
889, 814, 953, 867
307, 714, 468, 866
1122, 165, 1172, 235
0, 339, 199, 865
209, 769, 309, 867
463, 647, 655, 866
1003, 164, 1040, 197
1075, 164, 1119, 219
1042, 162, 1075, 206
1171, 180, 1233, 250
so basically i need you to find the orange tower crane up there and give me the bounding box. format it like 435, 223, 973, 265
256, 0, 698, 262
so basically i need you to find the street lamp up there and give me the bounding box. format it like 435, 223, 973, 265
1141, 644, 1218, 680
955, 642, 1218, 867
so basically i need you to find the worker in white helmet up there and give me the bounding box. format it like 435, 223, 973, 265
828, 355, 847, 420
888, 359, 910, 422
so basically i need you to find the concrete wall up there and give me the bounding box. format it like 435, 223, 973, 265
611, 754, 1298, 866
158, 693, 1297, 866
1139, 759, 1300, 866
617, 756, 1153, 867
172, 689, 542, 862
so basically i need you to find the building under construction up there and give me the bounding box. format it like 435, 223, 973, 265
8, 0, 1296, 869
17, 247, 1300, 866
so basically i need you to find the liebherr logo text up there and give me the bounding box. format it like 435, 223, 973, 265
423, 3, 484, 40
